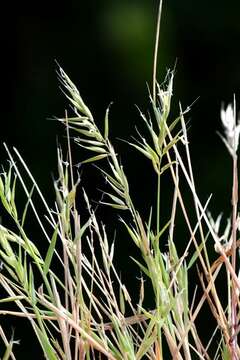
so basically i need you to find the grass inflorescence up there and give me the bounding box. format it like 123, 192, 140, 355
0, 3, 240, 360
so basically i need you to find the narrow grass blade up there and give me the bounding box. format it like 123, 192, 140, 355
81, 154, 108, 164
43, 225, 58, 276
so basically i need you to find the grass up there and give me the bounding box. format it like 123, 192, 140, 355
0, 2, 240, 359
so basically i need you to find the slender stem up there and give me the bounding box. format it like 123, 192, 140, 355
154, 0, 163, 234
229, 96, 238, 359
231, 156, 238, 272
153, 0, 163, 104
156, 172, 161, 234
230, 154, 238, 359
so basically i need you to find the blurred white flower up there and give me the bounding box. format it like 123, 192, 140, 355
207, 211, 232, 253
221, 104, 235, 132
220, 102, 240, 155
156, 71, 173, 117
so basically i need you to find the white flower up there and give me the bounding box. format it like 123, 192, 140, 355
207, 212, 232, 253
221, 104, 235, 133
220, 102, 240, 155
156, 71, 173, 117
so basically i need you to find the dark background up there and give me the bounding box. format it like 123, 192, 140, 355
1, 0, 240, 358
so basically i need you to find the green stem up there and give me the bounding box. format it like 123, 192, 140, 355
230, 154, 238, 358
153, 0, 163, 104
156, 172, 161, 234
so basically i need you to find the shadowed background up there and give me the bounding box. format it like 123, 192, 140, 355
1, 0, 240, 357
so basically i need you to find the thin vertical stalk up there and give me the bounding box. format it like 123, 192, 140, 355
153, 0, 163, 104
229, 96, 239, 359
153, 0, 163, 234
153, 4, 167, 353
230, 153, 238, 359
156, 172, 161, 234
